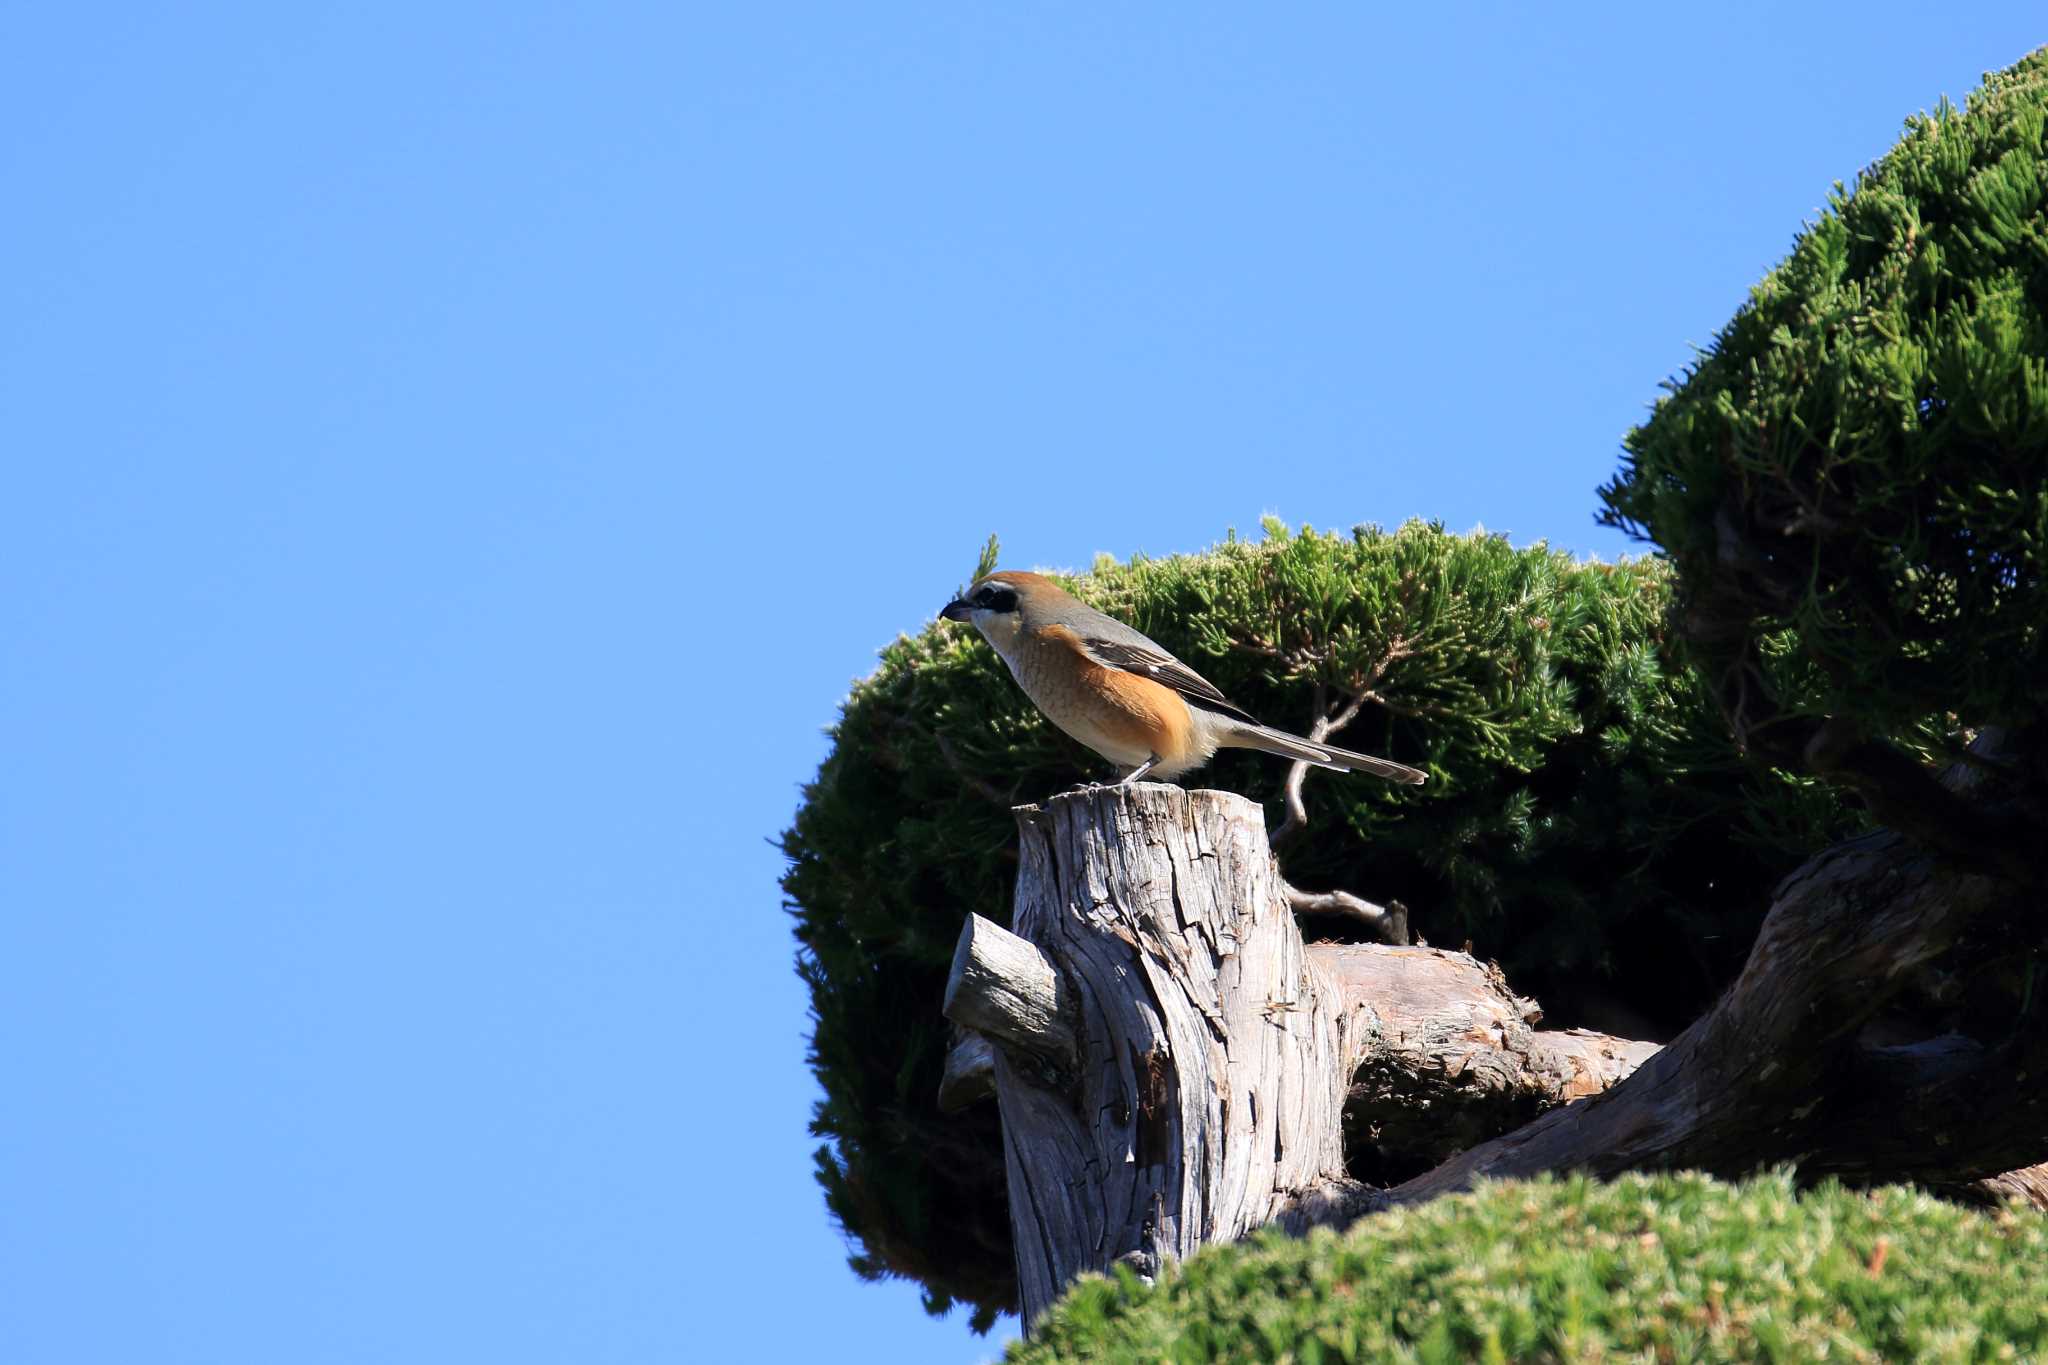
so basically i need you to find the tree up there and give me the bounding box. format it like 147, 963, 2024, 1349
782, 45, 2048, 1337
784, 524, 1857, 1326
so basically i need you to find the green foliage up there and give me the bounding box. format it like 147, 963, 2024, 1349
1012, 1172, 2048, 1363
1599, 49, 2048, 757
782, 521, 1858, 1325
784, 48, 2048, 1338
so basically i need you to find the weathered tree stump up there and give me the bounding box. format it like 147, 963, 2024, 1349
943, 782, 2048, 1329
942, 784, 1355, 1325
941, 783, 1656, 1326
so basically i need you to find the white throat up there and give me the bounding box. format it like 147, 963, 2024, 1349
971, 608, 1025, 664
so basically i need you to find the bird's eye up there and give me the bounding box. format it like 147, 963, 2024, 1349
975, 585, 1018, 612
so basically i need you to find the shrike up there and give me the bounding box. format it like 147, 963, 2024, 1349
941, 570, 1426, 786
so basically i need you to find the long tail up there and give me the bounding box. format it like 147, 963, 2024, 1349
1220, 722, 1428, 785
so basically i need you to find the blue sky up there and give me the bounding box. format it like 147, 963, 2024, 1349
4, 6, 2040, 1362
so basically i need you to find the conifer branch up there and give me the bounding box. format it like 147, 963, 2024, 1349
928, 728, 1016, 806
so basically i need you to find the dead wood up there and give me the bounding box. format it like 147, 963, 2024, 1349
946, 781, 2048, 1328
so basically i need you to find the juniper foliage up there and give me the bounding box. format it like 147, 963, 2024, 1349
785, 46, 2048, 1332
1599, 49, 2048, 767
1012, 1172, 2048, 1363
782, 521, 1855, 1325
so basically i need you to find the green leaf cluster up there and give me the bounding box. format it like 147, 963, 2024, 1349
781, 520, 1857, 1325
1599, 49, 2048, 754
1012, 1172, 2048, 1363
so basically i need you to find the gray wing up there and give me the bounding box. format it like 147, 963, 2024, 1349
1063, 602, 1260, 726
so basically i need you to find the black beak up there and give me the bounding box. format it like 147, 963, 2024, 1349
940, 598, 973, 622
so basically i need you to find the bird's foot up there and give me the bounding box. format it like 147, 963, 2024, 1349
1117, 754, 1164, 785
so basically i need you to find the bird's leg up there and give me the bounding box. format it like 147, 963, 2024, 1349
1119, 753, 1163, 785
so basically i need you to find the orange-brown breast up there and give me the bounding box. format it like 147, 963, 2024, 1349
1034, 624, 1195, 765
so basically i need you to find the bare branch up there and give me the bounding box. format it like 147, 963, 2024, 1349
1272, 683, 1369, 850
1284, 883, 1409, 946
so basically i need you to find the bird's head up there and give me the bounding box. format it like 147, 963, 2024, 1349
940, 570, 1060, 652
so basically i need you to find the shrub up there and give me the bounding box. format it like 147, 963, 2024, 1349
1012, 1171, 2048, 1363
1599, 49, 2048, 766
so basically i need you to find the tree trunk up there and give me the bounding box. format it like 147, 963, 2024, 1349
946, 782, 2048, 1329
943, 783, 1662, 1327
1382, 828, 2048, 1207
942, 784, 1354, 1327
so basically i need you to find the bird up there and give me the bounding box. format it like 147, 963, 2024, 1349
940, 570, 1427, 786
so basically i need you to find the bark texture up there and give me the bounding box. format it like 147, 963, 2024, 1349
1965, 1165, 2048, 1210
1310, 942, 1660, 1174
945, 784, 1353, 1326
937, 1030, 998, 1114
944, 913, 1076, 1071
947, 782, 2048, 1327
1385, 828, 2048, 1207
947, 783, 1659, 1326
